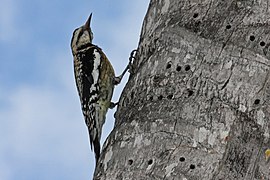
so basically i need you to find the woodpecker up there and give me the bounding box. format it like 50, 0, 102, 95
71, 14, 129, 163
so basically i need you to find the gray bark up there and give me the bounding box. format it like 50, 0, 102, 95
94, 0, 270, 179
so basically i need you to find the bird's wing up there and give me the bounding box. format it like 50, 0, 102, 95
74, 45, 101, 160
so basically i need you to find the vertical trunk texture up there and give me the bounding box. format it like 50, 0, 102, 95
94, 0, 270, 179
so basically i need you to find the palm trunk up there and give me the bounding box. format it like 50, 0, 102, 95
94, 0, 270, 179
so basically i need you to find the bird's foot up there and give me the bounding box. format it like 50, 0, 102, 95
113, 49, 137, 85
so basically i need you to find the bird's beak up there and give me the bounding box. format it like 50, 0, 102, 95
84, 13, 92, 29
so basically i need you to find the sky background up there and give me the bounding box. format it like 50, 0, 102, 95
0, 0, 149, 179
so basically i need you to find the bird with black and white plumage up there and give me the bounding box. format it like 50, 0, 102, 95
70, 13, 132, 164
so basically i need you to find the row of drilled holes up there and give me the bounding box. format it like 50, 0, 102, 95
164, 29, 262, 106
166, 63, 191, 71
128, 157, 196, 170
179, 157, 196, 169
249, 35, 266, 47
130, 59, 260, 105
192, 13, 267, 47
128, 159, 153, 166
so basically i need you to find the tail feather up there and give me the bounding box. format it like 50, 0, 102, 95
85, 102, 108, 164
93, 135, 101, 164
88, 126, 100, 160
86, 104, 102, 163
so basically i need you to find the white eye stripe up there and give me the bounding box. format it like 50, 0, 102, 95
71, 25, 94, 54
71, 27, 83, 49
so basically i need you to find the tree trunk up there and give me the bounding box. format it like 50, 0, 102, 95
94, 0, 270, 179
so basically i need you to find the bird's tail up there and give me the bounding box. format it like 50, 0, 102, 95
88, 119, 101, 164
87, 103, 107, 164
93, 136, 101, 165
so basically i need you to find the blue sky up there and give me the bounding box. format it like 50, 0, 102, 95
0, 0, 149, 179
